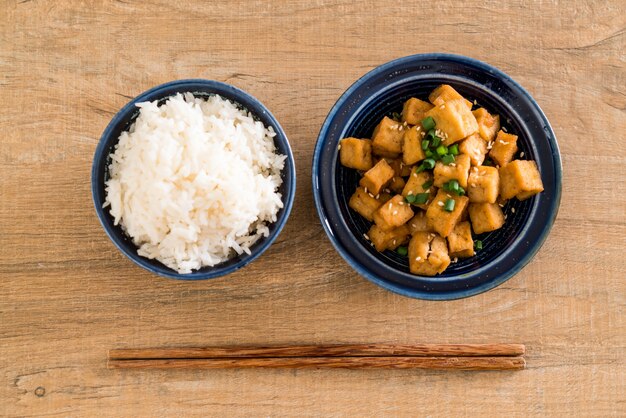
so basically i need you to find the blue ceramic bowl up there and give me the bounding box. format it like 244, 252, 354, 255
312, 54, 562, 300
92, 79, 296, 280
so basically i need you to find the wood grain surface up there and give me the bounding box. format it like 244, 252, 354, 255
1, 0, 625, 416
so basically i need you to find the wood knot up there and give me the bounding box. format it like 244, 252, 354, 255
34, 386, 45, 397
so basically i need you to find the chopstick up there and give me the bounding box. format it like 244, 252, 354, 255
108, 344, 525, 371
109, 343, 525, 359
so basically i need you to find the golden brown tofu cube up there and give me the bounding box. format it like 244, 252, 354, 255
348, 187, 384, 222
388, 176, 406, 194
425, 189, 469, 237
425, 99, 479, 145
447, 221, 474, 258
407, 210, 432, 235
402, 98, 434, 125
489, 130, 518, 167
468, 203, 505, 234
359, 159, 395, 195
371, 116, 404, 158
408, 232, 451, 276
433, 153, 471, 188
499, 160, 544, 201
472, 108, 501, 142
468, 166, 499, 203
428, 84, 473, 110
402, 126, 426, 165
339, 138, 373, 171
459, 133, 487, 167
402, 170, 436, 210
373, 195, 414, 231
386, 158, 413, 177
368, 224, 410, 252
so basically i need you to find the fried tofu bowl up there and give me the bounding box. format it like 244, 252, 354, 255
312, 54, 562, 300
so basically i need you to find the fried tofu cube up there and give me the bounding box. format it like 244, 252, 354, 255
428, 84, 473, 110
472, 108, 500, 142
489, 130, 518, 167
339, 138, 373, 171
359, 159, 395, 195
468, 166, 499, 203
371, 116, 404, 158
402, 170, 436, 210
408, 232, 451, 276
407, 210, 432, 234
459, 133, 487, 167
386, 158, 413, 177
373, 195, 414, 231
499, 160, 544, 201
348, 187, 384, 222
402, 126, 426, 165
402, 98, 434, 125
433, 153, 471, 188
447, 221, 474, 258
368, 224, 410, 252
388, 176, 406, 193
425, 99, 479, 145
425, 189, 469, 237
469, 203, 505, 234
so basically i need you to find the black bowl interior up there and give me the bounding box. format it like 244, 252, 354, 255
315, 55, 561, 299
92, 80, 295, 279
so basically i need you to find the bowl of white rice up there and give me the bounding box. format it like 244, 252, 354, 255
92, 79, 295, 279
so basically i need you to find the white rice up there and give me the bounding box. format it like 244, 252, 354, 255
104, 93, 285, 273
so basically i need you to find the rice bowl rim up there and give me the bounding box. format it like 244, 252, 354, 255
91, 79, 296, 280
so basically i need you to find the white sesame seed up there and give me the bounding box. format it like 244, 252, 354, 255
473, 99, 478, 105
438, 201, 444, 207
411, 223, 417, 228
446, 194, 452, 198
398, 201, 404, 206
440, 105, 445, 109
452, 257, 458, 263
392, 239, 397, 245
412, 173, 417, 177
363, 233, 370, 240
388, 203, 392, 210
499, 203, 504, 207
450, 163, 456, 167
502, 126, 508, 132
520, 151, 525, 157
337, 144, 342, 150
415, 256, 422, 261
375, 194, 380, 199
408, 191, 413, 195
500, 140, 509, 145
392, 210, 398, 215
511, 207, 516, 213
368, 193, 374, 198
420, 131, 426, 137
364, 187, 368, 193
504, 214, 508, 220
470, 184, 476, 188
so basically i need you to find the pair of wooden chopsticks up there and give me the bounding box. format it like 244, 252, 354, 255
108, 344, 525, 371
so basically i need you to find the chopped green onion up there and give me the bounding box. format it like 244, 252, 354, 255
391, 111, 402, 121
475, 240, 483, 250
449, 144, 459, 155
425, 149, 434, 158
436, 144, 448, 156
422, 180, 433, 190
421, 139, 430, 150
422, 158, 436, 169
396, 246, 408, 256
448, 179, 459, 191
444, 198, 456, 212
414, 193, 430, 205
405, 194, 417, 204
441, 154, 455, 165
421, 116, 436, 131
431, 136, 441, 148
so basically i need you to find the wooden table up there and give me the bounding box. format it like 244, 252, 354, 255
1, 1, 624, 416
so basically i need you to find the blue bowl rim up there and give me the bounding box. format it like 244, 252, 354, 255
91, 79, 296, 280
312, 53, 562, 300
